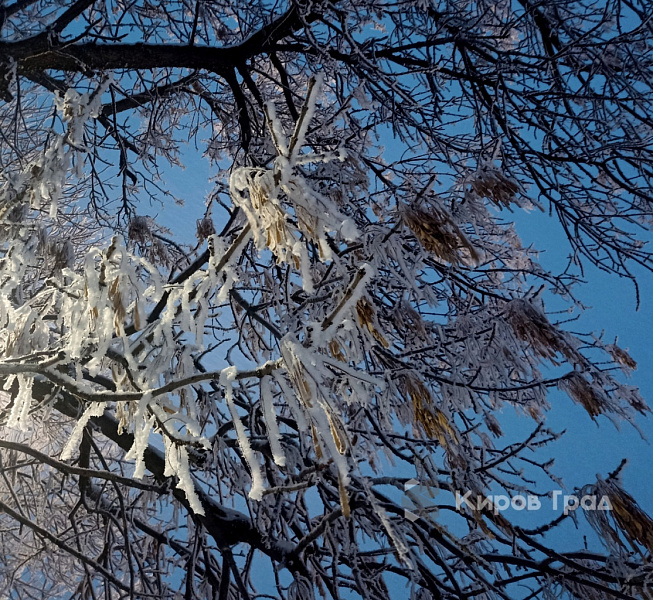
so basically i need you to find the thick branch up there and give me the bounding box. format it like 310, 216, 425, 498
0, 439, 164, 491
2, 6, 306, 77
40, 380, 299, 567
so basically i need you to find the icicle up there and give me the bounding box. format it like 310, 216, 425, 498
7, 375, 33, 431
163, 436, 205, 515
60, 402, 106, 460
273, 371, 309, 433
261, 376, 286, 467
221, 366, 265, 501
125, 394, 156, 479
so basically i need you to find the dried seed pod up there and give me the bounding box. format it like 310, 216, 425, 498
607, 343, 637, 372
469, 167, 520, 208
402, 205, 479, 266
506, 299, 580, 363
399, 373, 457, 446
607, 485, 653, 555
484, 412, 503, 437
44, 237, 75, 271
108, 276, 126, 334
328, 339, 346, 362
356, 297, 389, 347
558, 372, 606, 419
586, 477, 653, 556
128, 215, 152, 245
326, 411, 348, 455
339, 473, 351, 519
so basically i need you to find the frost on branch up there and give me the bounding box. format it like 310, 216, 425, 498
1, 76, 646, 523
231, 75, 358, 292
0, 39, 652, 597
583, 472, 653, 556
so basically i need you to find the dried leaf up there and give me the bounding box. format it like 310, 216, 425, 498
356, 297, 389, 347
311, 425, 323, 460
469, 168, 520, 208
339, 473, 351, 519
326, 411, 347, 455
329, 339, 346, 362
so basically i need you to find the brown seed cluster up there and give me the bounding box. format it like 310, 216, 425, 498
402, 206, 479, 266
399, 373, 457, 447
127, 215, 151, 245
195, 216, 215, 243
609, 487, 653, 555
247, 177, 301, 268
559, 372, 605, 419
469, 168, 520, 208
607, 343, 637, 371
44, 237, 75, 271
127, 216, 171, 267
328, 339, 347, 362
108, 276, 127, 335
506, 299, 579, 363
356, 297, 389, 348
591, 478, 653, 556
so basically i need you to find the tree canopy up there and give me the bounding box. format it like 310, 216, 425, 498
0, 0, 652, 598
